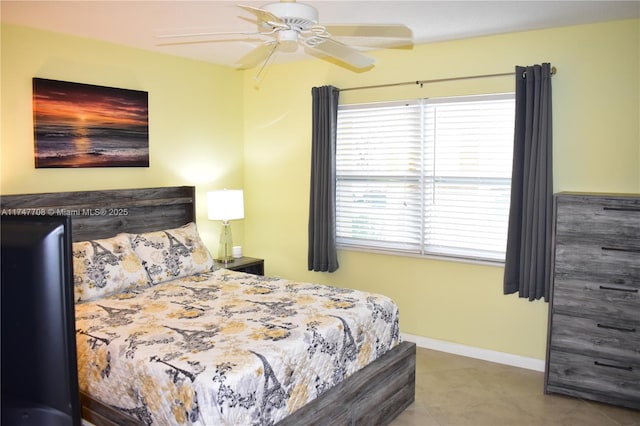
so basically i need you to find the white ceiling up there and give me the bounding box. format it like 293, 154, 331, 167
2, 0, 639, 69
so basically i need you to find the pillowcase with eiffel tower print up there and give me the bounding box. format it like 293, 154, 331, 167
129, 222, 215, 285
72, 233, 150, 303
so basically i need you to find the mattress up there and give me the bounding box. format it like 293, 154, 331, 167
75, 268, 401, 425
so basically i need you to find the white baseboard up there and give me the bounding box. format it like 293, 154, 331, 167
401, 333, 546, 372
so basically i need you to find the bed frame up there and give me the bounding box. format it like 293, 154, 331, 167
1, 186, 416, 425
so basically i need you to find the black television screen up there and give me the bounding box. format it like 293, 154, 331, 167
1, 214, 81, 426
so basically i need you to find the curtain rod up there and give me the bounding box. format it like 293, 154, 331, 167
340, 66, 557, 92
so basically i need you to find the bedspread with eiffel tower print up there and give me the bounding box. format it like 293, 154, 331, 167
74, 268, 401, 425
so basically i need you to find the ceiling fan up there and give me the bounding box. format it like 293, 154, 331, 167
157, 0, 413, 71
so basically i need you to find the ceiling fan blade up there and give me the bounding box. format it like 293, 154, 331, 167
155, 31, 268, 46
324, 24, 413, 40
236, 41, 278, 69
305, 38, 375, 69
156, 36, 265, 48
238, 5, 283, 25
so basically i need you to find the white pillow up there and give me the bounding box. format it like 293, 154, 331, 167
128, 222, 214, 285
72, 233, 149, 303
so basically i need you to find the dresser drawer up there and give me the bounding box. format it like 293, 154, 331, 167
547, 350, 640, 405
555, 195, 640, 248
552, 275, 640, 321
554, 243, 639, 286
549, 313, 640, 362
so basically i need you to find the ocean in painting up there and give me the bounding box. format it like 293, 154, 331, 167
35, 123, 149, 168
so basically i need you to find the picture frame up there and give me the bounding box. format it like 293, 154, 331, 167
33, 78, 149, 168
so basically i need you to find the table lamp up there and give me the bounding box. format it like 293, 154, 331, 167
207, 189, 244, 263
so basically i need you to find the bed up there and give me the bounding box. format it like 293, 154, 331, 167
0, 186, 415, 426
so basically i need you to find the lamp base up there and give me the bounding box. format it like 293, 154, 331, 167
217, 221, 234, 263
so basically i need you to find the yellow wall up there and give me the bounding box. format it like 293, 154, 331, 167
242, 19, 640, 360
2, 19, 639, 361
1, 24, 245, 249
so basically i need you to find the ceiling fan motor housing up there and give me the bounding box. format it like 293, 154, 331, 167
261, 2, 319, 30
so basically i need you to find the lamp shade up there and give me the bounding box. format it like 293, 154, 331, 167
207, 189, 244, 221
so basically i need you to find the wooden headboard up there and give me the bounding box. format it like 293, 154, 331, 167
0, 186, 195, 241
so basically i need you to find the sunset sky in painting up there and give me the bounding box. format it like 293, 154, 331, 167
33, 78, 148, 128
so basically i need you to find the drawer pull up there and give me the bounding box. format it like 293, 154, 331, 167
603, 206, 640, 212
599, 285, 639, 293
597, 323, 636, 333
601, 246, 640, 254
594, 361, 633, 371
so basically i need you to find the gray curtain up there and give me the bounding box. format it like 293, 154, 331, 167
503, 63, 554, 301
308, 85, 340, 272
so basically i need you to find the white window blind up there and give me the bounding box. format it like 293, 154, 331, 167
336, 93, 515, 262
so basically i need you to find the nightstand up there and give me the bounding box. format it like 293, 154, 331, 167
215, 256, 264, 276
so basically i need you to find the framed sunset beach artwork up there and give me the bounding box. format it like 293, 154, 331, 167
33, 78, 149, 168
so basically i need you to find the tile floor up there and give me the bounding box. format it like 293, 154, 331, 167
391, 347, 640, 426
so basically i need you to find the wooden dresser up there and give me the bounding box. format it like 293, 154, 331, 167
545, 192, 639, 410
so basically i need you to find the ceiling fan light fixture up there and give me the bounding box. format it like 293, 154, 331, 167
278, 29, 299, 52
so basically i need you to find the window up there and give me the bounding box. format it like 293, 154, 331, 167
336, 93, 515, 262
